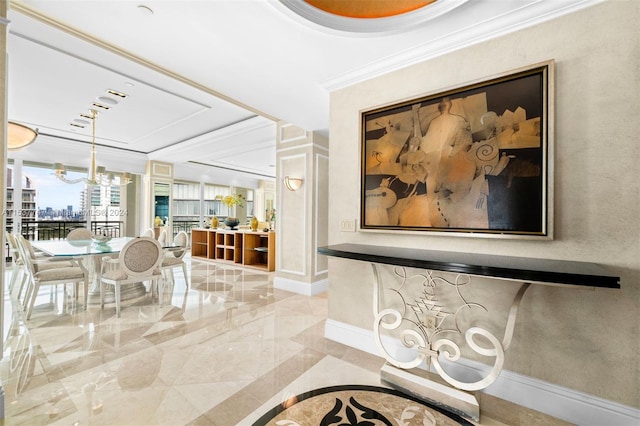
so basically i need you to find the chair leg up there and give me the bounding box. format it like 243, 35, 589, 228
83, 280, 88, 310
16, 274, 28, 306
8, 265, 20, 294
115, 283, 121, 318
22, 279, 34, 313
27, 282, 41, 320
182, 264, 189, 288
157, 278, 163, 308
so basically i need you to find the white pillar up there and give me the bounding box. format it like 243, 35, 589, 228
1, 2, 10, 417
12, 159, 23, 233
274, 122, 329, 295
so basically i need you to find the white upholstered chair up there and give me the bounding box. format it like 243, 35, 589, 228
17, 235, 89, 319
6, 233, 27, 306
158, 231, 189, 304
99, 237, 164, 318
157, 228, 168, 246
67, 227, 94, 241
141, 228, 154, 238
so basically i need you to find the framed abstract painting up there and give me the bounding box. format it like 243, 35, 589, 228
360, 61, 554, 238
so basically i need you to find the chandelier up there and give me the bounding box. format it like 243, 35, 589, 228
53, 109, 131, 187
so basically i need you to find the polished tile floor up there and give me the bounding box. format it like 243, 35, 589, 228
1, 255, 570, 425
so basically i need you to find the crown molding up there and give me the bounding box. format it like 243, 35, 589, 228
275, 0, 469, 35
322, 0, 606, 92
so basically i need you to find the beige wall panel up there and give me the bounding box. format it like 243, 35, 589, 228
279, 154, 307, 275
328, 1, 639, 408
315, 153, 329, 275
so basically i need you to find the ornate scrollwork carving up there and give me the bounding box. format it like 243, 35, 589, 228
372, 264, 528, 392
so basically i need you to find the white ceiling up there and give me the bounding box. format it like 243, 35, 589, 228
5, 0, 603, 185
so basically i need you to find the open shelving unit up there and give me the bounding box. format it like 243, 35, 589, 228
243, 232, 276, 272
191, 228, 275, 271
207, 230, 216, 260
215, 230, 243, 264
191, 228, 208, 258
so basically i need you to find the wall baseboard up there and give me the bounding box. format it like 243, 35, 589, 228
274, 276, 328, 296
325, 319, 640, 426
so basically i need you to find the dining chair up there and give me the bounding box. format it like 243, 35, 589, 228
99, 237, 164, 318
141, 228, 154, 238
158, 231, 189, 304
17, 235, 74, 269
6, 234, 28, 305
17, 235, 89, 319
157, 228, 168, 245
9, 234, 58, 311
67, 227, 94, 241
16, 234, 75, 302
67, 227, 114, 285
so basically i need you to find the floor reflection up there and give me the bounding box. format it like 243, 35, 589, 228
1, 255, 565, 426
1, 255, 339, 425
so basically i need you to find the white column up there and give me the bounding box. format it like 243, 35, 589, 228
1, 3, 10, 417
274, 122, 329, 295
12, 159, 23, 233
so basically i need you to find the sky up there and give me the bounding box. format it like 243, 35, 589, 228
20, 166, 85, 211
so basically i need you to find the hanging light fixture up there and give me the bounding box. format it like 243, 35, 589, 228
7, 121, 38, 150
53, 109, 132, 187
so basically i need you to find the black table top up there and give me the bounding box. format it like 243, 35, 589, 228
318, 243, 620, 289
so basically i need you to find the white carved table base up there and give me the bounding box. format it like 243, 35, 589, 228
371, 264, 531, 421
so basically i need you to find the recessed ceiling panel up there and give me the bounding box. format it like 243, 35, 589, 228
8, 33, 255, 153
7, 0, 604, 184
201, 144, 276, 178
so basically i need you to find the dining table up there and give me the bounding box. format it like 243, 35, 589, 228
31, 237, 154, 305
32, 236, 135, 257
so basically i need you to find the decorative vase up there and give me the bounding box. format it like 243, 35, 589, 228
224, 217, 240, 230
250, 216, 259, 231
211, 216, 219, 229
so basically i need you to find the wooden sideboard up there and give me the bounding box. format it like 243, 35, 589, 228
191, 228, 275, 272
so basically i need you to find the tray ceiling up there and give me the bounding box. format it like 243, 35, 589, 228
5, 0, 604, 183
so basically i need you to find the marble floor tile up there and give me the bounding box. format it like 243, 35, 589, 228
2, 255, 570, 426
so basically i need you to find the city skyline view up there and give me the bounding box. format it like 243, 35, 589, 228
20, 166, 84, 211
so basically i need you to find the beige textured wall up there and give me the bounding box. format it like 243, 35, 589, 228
327, 0, 639, 408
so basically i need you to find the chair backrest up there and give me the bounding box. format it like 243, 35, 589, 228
67, 228, 93, 240
157, 229, 168, 245
171, 231, 189, 260
17, 235, 38, 262
15, 235, 36, 274
119, 237, 164, 278
141, 228, 154, 238
6, 233, 22, 264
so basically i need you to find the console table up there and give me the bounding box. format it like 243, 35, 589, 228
318, 243, 620, 420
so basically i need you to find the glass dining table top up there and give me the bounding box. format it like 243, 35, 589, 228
31, 237, 137, 257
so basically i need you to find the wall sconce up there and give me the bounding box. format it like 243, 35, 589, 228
284, 176, 303, 192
